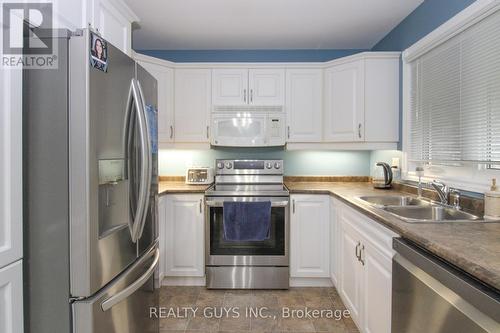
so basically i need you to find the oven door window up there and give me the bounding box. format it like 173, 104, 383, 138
209, 206, 285, 256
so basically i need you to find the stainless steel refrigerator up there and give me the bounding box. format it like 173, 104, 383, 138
23, 29, 159, 333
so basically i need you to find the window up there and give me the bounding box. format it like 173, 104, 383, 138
404, 3, 500, 190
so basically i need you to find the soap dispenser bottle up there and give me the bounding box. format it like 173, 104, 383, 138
484, 178, 500, 219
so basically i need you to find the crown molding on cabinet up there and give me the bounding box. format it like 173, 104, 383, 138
133, 51, 401, 69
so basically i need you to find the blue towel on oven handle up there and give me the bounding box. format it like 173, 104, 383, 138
222, 201, 272, 241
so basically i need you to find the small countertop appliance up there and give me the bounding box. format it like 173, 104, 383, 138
373, 162, 393, 189
185, 167, 214, 184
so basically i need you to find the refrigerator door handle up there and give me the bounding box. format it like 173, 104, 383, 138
100, 248, 159, 312
134, 79, 152, 242
126, 78, 150, 243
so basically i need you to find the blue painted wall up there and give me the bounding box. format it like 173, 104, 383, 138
159, 148, 371, 176
371, 0, 476, 151
372, 0, 477, 51
137, 49, 366, 63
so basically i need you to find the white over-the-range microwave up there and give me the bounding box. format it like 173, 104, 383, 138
210, 105, 285, 147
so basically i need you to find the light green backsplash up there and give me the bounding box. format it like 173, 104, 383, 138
159, 148, 372, 176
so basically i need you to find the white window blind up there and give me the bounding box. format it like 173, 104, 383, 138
409, 8, 500, 164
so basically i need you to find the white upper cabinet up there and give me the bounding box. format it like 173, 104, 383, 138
138, 61, 175, 143
324, 53, 399, 144
249, 69, 285, 105
174, 69, 212, 142
90, 0, 138, 55
324, 60, 365, 142
286, 69, 323, 142
212, 68, 285, 106
56, 0, 138, 55
290, 195, 330, 278
364, 58, 399, 142
212, 69, 249, 105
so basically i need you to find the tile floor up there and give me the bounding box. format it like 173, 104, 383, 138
159, 287, 359, 332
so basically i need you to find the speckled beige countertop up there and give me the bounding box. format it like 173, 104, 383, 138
159, 181, 211, 194
285, 181, 500, 292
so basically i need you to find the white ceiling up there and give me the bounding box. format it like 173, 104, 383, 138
125, 0, 424, 50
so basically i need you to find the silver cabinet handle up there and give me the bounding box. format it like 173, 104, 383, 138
243, 89, 247, 103
170, 125, 173, 139
355, 242, 360, 261
360, 244, 365, 265
101, 248, 159, 311
358, 123, 362, 139
287, 126, 290, 139
199, 199, 203, 213
292, 199, 296, 214
250, 89, 253, 103
206, 126, 209, 139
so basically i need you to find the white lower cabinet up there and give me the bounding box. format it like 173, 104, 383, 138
339, 219, 363, 323
290, 195, 330, 278
161, 194, 205, 277
0, 260, 23, 333
338, 202, 398, 333
329, 197, 340, 286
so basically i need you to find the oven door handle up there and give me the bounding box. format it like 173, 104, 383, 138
205, 200, 289, 207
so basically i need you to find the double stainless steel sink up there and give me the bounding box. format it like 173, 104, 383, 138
358, 195, 488, 223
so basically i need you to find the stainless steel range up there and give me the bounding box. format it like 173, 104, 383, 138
205, 159, 290, 289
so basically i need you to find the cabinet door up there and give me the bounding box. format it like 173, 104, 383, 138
212, 69, 249, 105
0, 69, 22, 268
290, 195, 330, 278
248, 69, 285, 105
91, 0, 135, 55
329, 198, 340, 287
364, 58, 399, 142
361, 239, 393, 333
174, 69, 211, 142
286, 69, 323, 142
0, 260, 23, 333
158, 196, 167, 279
138, 61, 175, 143
165, 195, 204, 277
339, 220, 363, 325
324, 60, 364, 142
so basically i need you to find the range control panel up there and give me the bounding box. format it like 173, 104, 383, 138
215, 159, 283, 175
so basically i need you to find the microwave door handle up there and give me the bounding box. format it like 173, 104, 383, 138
134, 80, 152, 242
101, 248, 160, 311
128, 79, 149, 243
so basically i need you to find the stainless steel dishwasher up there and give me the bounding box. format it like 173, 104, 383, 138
392, 238, 500, 333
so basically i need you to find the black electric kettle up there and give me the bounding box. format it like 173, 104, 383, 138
372, 162, 393, 189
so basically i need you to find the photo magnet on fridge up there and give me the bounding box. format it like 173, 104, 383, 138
90, 32, 108, 72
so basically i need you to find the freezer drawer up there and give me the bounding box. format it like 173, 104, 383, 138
73, 243, 159, 333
